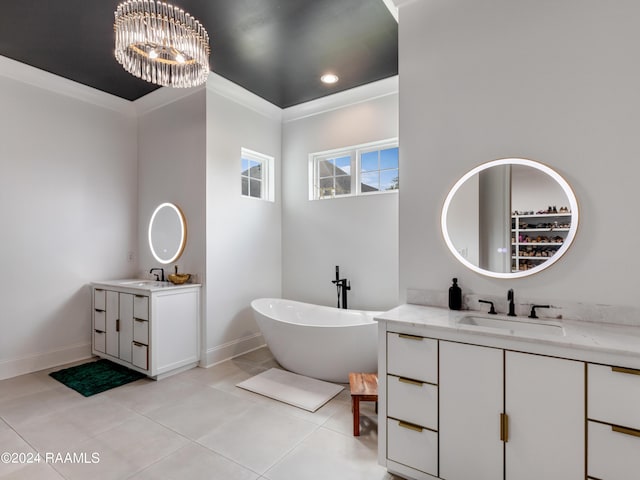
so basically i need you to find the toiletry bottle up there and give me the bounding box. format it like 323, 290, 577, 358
449, 278, 462, 310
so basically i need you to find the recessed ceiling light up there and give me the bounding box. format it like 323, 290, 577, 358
321, 74, 339, 84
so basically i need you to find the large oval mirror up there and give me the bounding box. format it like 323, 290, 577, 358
148, 202, 187, 264
441, 158, 579, 278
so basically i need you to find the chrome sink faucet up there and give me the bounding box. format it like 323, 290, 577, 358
150, 267, 165, 282
507, 289, 516, 316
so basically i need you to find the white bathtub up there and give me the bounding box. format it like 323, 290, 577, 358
251, 298, 380, 383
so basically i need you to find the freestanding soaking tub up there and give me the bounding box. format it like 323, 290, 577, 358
250, 298, 380, 383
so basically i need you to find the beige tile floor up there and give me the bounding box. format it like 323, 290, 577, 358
0, 347, 401, 480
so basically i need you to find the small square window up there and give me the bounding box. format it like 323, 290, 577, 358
241, 148, 274, 202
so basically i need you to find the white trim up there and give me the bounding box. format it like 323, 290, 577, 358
201, 333, 265, 368
283, 76, 399, 123
0, 55, 136, 117
133, 83, 206, 116
0, 342, 92, 380
391, 0, 421, 8
206, 72, 282, 121
381, 0, 399, 22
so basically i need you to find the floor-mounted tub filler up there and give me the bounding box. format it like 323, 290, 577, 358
251, 298, 380, 383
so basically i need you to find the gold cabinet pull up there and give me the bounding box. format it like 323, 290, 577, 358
500, 413, 509, 442
399, 377, 424, 387
398, 421, 423, 432
398, 333, 423, 341
612, 425, 640, 438
612, 366, 640, 376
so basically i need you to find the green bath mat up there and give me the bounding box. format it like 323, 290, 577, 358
49, 359, 146, 397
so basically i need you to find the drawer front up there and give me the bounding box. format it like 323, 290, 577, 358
387, 332, 437, 383
133, 295, 149, 320
94, 330, 106, 353
94, 310, 106, 332
94, 288, 106, 311
588, 363, 640, 430
387, 375, 438, 430
387, 418, 438, 476
133, 319, 149, 345
588, 420, 640, 480
132, 342, 148, 370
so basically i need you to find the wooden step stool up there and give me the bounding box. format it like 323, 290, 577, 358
349, 372, 378, 436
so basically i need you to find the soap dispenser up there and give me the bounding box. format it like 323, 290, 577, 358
449, 278, 462, 310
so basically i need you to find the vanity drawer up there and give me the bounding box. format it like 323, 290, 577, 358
588, 420, 640, 480
387, 332, 437, 384
588, 363, 640, 430
132, 342, 148, 370
94, 330, 106, 353
387, 418, 438, 476
94, 289, 106, 311
133, 319, 149, 345
94, 309, 106, 332
387, 375, 438, 430
133, 295, 149, 320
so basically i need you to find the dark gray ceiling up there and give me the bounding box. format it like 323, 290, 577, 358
0, 0, 398, 108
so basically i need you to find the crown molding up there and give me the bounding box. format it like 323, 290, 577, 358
382, 0, 399, 22
133, 72, 282, 120
282, 76, 399, 123
133, 82, 206, 116
0, 55, 136, 117
205, 72, 283, 121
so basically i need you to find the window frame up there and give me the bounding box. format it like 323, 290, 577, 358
308, 138, 399, 200
241, 147, 275, 202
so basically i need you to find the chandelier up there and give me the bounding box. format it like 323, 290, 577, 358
114, 0, 210, 88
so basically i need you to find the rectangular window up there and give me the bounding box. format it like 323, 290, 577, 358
309, 139, 398, 200
241, 148, 274, 202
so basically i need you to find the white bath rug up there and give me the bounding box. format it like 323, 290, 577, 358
236, 368, 344, 412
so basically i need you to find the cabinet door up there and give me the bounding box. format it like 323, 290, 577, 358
440, 341, 504, 480
505, 352, 584, 480
118, 293, 134, 363
105, 290, 119, 358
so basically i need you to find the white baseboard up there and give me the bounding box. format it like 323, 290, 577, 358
201, 333, 266, 368
0, 343, 93, 380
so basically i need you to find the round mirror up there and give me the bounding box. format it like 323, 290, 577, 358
441, 158, 579, 278
148, 202, 187, 264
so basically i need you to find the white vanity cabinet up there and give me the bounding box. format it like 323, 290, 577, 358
587, 363, 640, 480
91, 281, 200, 379
440, 342, 584, 480
379, 325, 584, 480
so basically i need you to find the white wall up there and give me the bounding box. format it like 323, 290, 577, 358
205, 79, 282, 365
137, 88, 207, 284
282, 80, 399, 310
0, 60, 138, 379
397, 0, 640, 308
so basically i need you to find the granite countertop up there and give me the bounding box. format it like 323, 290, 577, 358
376, 304, 640, 370
91, 279, 201, 293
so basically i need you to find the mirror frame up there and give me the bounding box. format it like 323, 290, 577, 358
441, 158, 579, 279
148, 202, 187, 265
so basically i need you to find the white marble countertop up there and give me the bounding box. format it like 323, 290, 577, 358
376, 304, 640, 370
91, 279, 201, 293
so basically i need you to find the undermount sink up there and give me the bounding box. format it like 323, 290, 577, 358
458, 315, 565, 336
119, 280, 164, 287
